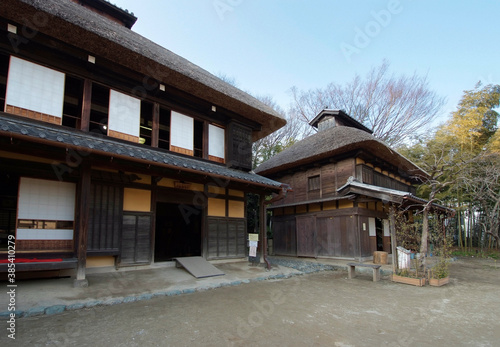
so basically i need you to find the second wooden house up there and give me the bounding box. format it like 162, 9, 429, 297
256, 109, 445, 261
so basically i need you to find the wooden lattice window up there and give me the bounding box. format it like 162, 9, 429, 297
308, 175, 320, 191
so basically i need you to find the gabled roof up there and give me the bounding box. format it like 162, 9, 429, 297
1, 0, 285, 140
255, 124, 427, 179
0, 113, 283, 190
309, 109, 372, 133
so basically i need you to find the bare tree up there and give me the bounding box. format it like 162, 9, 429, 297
251, 95, 308, 169
460, 153, 500, 248
290, 60, 446, 146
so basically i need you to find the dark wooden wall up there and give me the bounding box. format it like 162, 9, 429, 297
358, 216, 373, 258
296, 216, 316, 257
316, 216, 356, 258
227, 122, 253, 171
272, 213, 362, 259
120, 213, 152, 265
271, 157, 416, 209
87, 183, 122, 255
207, 217, 246, 259
272, 217, 296, 256
273, 158, 356, 207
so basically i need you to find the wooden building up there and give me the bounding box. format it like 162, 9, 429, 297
0, 0, 287, 285
256, 109, 444, 261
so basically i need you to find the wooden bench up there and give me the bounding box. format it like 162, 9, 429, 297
347, 262, 381, 282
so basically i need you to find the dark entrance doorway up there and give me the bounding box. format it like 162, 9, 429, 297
154, 202, 202, 262
376, 218, 384, 251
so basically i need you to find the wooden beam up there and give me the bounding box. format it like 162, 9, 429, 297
74, 160, 91, 287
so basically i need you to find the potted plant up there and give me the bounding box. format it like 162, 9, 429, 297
428, 258, 450, 286
428, 222, 452, 286
392, 267, 426, 287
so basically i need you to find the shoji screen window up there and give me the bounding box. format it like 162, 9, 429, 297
16, 178, 76, 251
108, 89, 141, 143
170, 111, 194, 156
209, 124, 225, 163
5, 56, 65, 125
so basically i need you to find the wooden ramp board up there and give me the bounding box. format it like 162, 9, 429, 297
173, 256, 225, 278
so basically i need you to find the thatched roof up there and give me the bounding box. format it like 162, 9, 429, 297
1, 0, 285, 140
254, 125, 427, 179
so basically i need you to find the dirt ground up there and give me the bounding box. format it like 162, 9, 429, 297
4, 257, 500, 347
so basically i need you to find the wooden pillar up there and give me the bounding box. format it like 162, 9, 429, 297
202, 184, 209, 259
389, 204, 398, 273
150, 177, 157, 263
203, 121, 209, 160
74, 160, 91, 287
151, 102, 159, 148
259, 193, 266, 264
80, 79, 92, 132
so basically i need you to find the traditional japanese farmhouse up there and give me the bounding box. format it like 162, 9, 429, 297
256, 109, 446, 261
0, 0, 287, 285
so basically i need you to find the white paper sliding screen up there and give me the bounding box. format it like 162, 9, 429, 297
383, 219, 390, 237
108, 89, 141, 142
16, 178, 76, 250
170, 111, 194, 156
368, 217, 376, 237
5, 56, 65, 125
209, 124, 225, 163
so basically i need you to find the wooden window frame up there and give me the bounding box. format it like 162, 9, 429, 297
308, 175, 320, 191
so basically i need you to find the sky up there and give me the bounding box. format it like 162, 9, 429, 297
111, 0, 499, 128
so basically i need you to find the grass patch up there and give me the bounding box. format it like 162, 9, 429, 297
451, 247, 500, 259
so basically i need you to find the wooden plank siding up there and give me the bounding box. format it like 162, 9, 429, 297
320, 163, 337, 198
120, 213, 152, 265
272, 217, 296, 256
227, 122, 253, 171
87, 183, 122, 255
317, 217, 341, 257
273, 212, 361, 259
306, 167, 321, 201
336, 159, 355, 188
293, 171, 308, 204
358, 216, 373, 258
296, 215, 316, 257
207, 217, 246, 259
